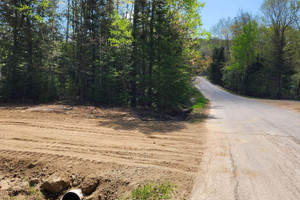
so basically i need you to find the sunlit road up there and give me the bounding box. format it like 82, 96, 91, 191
191, 77, 300, 200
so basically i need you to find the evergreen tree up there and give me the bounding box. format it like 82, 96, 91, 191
208, 47, 225, 86
0, 0, 207, 111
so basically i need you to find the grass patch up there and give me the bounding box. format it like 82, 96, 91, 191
191, 95, 208, 109
188, 87, 209, 122
190, 87, 208, 110
129, 182, 174, 200
4, 177, 44, 200
4, 186, 44, 200
26, 186, 44, 200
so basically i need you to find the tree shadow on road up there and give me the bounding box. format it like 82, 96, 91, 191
187, 106, 218, 123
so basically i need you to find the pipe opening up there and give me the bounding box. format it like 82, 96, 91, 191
61, 192, 81, 200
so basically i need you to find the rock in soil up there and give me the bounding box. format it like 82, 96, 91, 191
41, 176, 70, 193
29, 178, 39, 186
0, 180, 10, 190
81, 176, 99, 195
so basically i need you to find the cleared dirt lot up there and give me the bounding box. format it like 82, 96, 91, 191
0, 105, 206, 199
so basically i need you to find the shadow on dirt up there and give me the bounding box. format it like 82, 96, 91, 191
97, 109, 191, 134
98, 119, 187, 134
0, 103, 213, 134
97, 109, 215, 134
188, 112, 217, 122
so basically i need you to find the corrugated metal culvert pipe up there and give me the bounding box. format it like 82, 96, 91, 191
61, 189, 83, 200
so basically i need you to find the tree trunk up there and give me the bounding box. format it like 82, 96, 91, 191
297, 77, 300, 97
66, 0, 70, 42
98, 8, 102, 88
79, 0, 88, 99
148, 0, 155, 106
26, 15, 33, 98
130, 0, 140, 107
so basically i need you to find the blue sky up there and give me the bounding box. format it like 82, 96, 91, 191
200, 0, 265, 31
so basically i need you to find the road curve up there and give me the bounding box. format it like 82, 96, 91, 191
191, 77, 300, 200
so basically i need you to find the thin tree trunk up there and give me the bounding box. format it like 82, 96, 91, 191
26, 15, 33, 98
116, 0, 119, 12
81, 0, 88, 99
130, 0, 140, 107
297, 78, 300, 97
97, 1, 103, 88
66, 0, 70, 42
12, 8, 19, 71
148, 0, 155, 107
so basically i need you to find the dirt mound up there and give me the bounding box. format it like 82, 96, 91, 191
0, 155, 136, 199
41, 176, 70, 194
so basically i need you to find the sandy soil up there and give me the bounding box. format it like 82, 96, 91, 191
0, 104, 206, 200
257, 99, 300, 114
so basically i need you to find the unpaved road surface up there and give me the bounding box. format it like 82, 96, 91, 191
0, 105, 206, 199
191, 77, 300, 200
258, 99, 300, 114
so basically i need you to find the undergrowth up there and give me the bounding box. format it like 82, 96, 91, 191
129, 182, 174, 200
190, 87, 208, 110
188, 87, 209, 122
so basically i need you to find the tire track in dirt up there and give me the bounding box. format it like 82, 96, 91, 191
0, 105, 206, 199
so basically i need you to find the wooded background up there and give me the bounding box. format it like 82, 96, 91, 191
0, 0, 299, 112
204, 0, 300, 99
0, 0, 205, 111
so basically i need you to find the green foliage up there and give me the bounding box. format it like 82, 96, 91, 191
109, 11, 132, 47
170, 0, 207, 37
206, 0, 299, 99
190, 88, 208, 110
207, 47, 225, 85
223, 20, 260, 94
230, 20, 258, 73
130, 183, 174, 200
0, 0, 207, 111
0, 0, 60, 101
188, 86, 209, 123
11, 0, 50, 22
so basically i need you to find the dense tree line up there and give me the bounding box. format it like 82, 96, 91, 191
0, 0, 206, 112
206, 0, 300, 99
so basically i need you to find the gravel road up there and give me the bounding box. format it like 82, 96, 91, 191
191, 77, 300, 200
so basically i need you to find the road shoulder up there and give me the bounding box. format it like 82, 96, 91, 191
256, 99, 300, 114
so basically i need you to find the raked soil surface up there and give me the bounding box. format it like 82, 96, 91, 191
0, 105, 207, 200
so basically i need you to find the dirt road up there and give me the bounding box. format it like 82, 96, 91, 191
191, 77, 300, 200
258, 99, 300, 114
0, 105, 206, 199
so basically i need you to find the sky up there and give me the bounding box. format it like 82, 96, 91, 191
200, 0, 265, 31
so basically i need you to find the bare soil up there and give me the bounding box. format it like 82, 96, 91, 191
0, 104, 207, 200
257, 99, 300, 114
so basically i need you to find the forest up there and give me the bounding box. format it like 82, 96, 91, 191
0, 0, 299, 113
204, 0, 300, 99
0, 0, 206, 112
